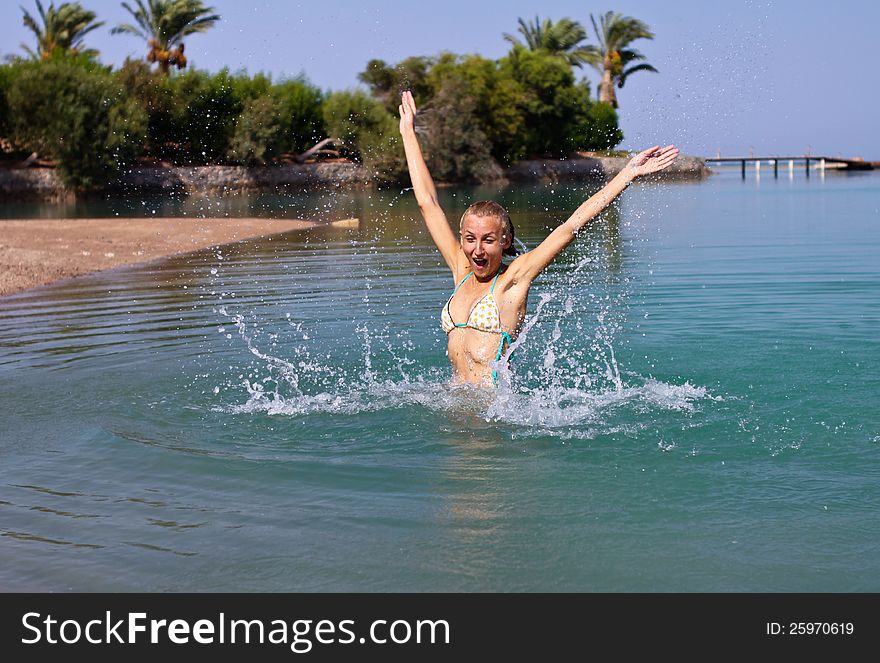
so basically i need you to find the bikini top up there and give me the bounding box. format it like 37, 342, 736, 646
441, 272, 504, 335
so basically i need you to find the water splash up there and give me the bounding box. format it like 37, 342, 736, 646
202, 203, 717, 441
210, 299, 716, 440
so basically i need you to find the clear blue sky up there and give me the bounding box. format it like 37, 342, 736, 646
2, 0, 876, 158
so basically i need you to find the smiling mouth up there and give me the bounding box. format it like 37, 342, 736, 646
472, 258, 488, 268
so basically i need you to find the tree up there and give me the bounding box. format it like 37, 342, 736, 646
358, 56, 433, 114
111, 0, 220, 74
163, 69, 240, 163
501, 47, 583, 158
581, 11, 656, 108
270, 78, 325, 156
427, 53, 528, 165
419, 78, 499, 183
503, 16, 591, 68
571, 99, 624, 151
0, 66, 13, 144
226, 74, 325, 163
6, 60, 147, 189
227, 96, 285, 165
20, 0, 104, 60
322, 90, 404, 183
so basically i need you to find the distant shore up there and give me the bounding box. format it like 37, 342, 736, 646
0, 154, 709, 296
0, 155, 709, 201
0, 217, 358, 297
507, 154, 709, 182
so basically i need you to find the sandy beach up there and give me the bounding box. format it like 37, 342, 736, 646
0, 217, 349, 297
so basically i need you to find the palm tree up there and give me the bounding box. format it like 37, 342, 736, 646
503, 16, 591, 68
582, 11, 657, 108
20, 1, 104, 60
111, 0, 220, 74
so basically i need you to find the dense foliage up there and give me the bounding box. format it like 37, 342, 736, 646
115, 63, 323, 165
0, 11, 627, 190
0, 57, 325, 186
0, 66, 11, 142
321, 89, 406, 183
3, 59, 146, 188
361, 48, 624, 179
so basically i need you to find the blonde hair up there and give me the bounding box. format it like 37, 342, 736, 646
459, 201, 518, 257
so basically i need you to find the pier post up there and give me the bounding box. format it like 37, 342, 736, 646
773, 159, 778, 178
741, 159, 746, 179
805, 157, 810, 178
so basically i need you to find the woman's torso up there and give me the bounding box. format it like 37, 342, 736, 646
441, 269, 528, 385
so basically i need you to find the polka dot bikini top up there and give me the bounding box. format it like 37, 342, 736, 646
441, 271, 504, 334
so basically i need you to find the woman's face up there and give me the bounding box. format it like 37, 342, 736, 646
460, 214, 510, 279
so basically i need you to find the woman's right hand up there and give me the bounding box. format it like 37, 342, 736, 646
398, 90, 417, 135
626, 145, 679, 177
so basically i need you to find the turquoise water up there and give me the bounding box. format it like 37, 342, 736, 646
1, 171, 878, 591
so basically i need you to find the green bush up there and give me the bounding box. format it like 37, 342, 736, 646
112, 68, 245, 164
371, 49, 624, 166
501, 47, 583, 158
116, 59, 174, 159
226, 71, 273, 102
420, 79, 498, 183
272, 77, 324, 155
322, 90, 405, 183
227, 95, 285, 165
6, 60, 146, 189
358, 57, 434, 114
427, 53, 528, 165
162, 69, 243, 164
117, 65, 324, 163
322, 89, 392, 155
1, 40, 623, 187
0, 65, 11, 143
224, 74, 325, 163
572, 100, 624, 151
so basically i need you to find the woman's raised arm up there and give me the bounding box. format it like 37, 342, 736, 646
399, 91, 464, 274
507, 145, 679, 284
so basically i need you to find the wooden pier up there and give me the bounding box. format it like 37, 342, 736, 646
705, 156, 873, 178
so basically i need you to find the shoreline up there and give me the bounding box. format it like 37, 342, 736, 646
0, 217, 357, 298
507, 154, 709, 182
0, 155, 708, 298
0, 155, 709, 201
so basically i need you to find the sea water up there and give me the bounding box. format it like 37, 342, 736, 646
1, 170, 878, 591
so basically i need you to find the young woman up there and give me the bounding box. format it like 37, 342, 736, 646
398, 90, 678, 386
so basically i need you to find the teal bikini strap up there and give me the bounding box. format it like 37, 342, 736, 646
449, 272, 473, 328
451, 272, 472, 295
490, 270, 508, 385
492, 331, 513, 386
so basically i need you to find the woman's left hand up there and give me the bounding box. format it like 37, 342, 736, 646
626, 145, 680, 177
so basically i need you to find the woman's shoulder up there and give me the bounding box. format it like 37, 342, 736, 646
497, 259, 529, 289
450, 267, 472, 287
